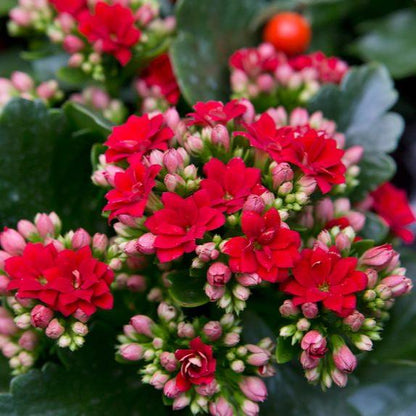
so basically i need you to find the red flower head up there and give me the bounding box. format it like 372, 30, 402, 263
370, 182, 416, 243
49, 0, 87, 17
223, 208, 301, 282
78, 2, 141, 66
186, 100, 247, 127
5, 243, 114, 317
103, 156, 161, 221
281, 246, 367, 317
174, 337, 216, 392
104, 113, 174, 163
200, 158, 261, 214
140, 54, 180, 105
145, 190, 225, 262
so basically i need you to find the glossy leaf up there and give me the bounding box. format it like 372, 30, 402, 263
168, 271, 209, 308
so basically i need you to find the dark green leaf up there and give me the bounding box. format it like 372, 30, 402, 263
167, 271, 209, 308
171, 0, 266, 104
0, 0, 16, 16
359, 212, 389, 244
275, 337, 296, 364
351, 239, 375, 257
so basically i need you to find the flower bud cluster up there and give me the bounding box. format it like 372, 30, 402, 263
8, 0, 53, 35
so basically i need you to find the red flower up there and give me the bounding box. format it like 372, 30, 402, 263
281, 247, 367, 317
325, 217, 351, 230
145, 191, 225, 262
370, 182, 416, 243
187, 100, 247, 127
174, 337, 216, 392
200, 158, 261, 214
140, 54, 180, 105
5, 243, 114, 317
78, 2, 141, 66
104, 114, 173, 163
223, 209, 300, 282
103, 156, 161, 221
229, 46, 281, 76
49, 0, 87, 17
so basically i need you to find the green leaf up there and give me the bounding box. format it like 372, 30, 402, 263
275, 337, 296, 364
350, 239, 374, 257
167, 271, 209, 308
359, 212, 389, 244
171, 0, 266, 104
351, 9, 416, 79
0, 0, 16, 16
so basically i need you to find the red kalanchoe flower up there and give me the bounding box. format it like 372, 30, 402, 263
200, 158, 261, 214
5, 243, 114, 317
370, 182, 416, 243
104, 114, 174, 163
49, 0, 87, 17
174, 337, 216, 392
223, 208, 301, 282
325, 217, 351, 230
281, 247, 367, 317
140, 54, 180, 105
187, 100, 247, 127
103, 156, 161, 221
145, 190, 225, 262
78, 2, 141, 66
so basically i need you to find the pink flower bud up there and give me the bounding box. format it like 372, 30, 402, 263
298, 176, 317, 196
163, 149, 183, 173
353, 334, 373, 351
2, 342, 20, 358
164, 108, 180, 131
150, 371, 169, 389
0, 250, 12, 271
126, 275, 146, 292
243, 195, 265, 213
343, 311, 365, 332
315, 198, 334, 223
279, 299, 300, 317
239, 376, 267, 402
160, 352, 178, 372
63, 35, 84, 54
17, 220, 38, 239
239, 99, 255, 124
0, 315, 18, 336
0, 227, 26, 255
185, 135, 203, 153
130, 315, 154, 337
10, 8, 31, 26
331, 368, 348, 387
290, 108, 309, 126
300, 350, 320, 369
137, 233, 156, 255
242, 400, 259, 416
272, 163, 293, 188
172, 394, 191, 410
196, 243, 218, 262
346, 212, 365, 232
203, 321, 222, 341
305, 367, 320, 383
233, 284, 250, 301
71, 228, 91, 249
35, 213, 55, 238
266, 107, 288, 126
257, 74, 275, 93
120, 343, 143, 361
0, 274, 10, 294
209, 397, 234, 416
73, 308, 89, 323
164, 173, 181, 192
301, 302, 318, 319
211, 124, 230, 150
365, 268, 378, 289
11, 71, 33, 92
196, 380, 218, 397
45, 318, 64, 339
163, 378, 181, 398
224, 332, 240, 346
123, 324, 136, 338
236, 273, 261, 287
30, 304, 53, 329
205, 283, 226, 301
342, 145, 364, 167
335, 233, 351, 251
157, 303, 177, 321
381, 275, 413, 297
92, 233, 108, 254
360, 244, 395, 270
18, 331, 38, 351
301, 330, 327, 358
177, 322, 195, 338
72, 322, 88, 336
135, 4, 156, 26
36, 81, 58, 100
333, 344, 357, 373
207, 262, 231, 286
246, 344, 271, 367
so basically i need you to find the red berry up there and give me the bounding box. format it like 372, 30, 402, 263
263, 12, 311, 56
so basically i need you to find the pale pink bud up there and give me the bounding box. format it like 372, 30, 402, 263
316, 198, 334, 223
205, 283, 226, 301
0, 251, 12, 271
360, 244, 395, 270
157, 303, 177, 321
257, 74, 275, 93
343, 311, 365, 332
335, 233, 351, 251
207, 262, 231, 286
246, 344, 270, 366
233, 284, 250, 301
305, 367, 320, 383
0, 228, 26, 255
45, 318, 64, 339
346, 212, 365, 232
266, 106, 288, 126
301, 331, 327, 358
272, 163, 293, 188
301, 302, 318, 319
35, 213, 55, 238
123, 324, 136, 338
17, 220, 38, 239
275, 64, 293, 84
298, 176, 317, 195
18, 331, 38, 351
211, 124, 230, 150
73, 308, 89, 323
72, 322, 88, 336
164, 108, 180, 131
279, 300, 300, 317
236, 273, 261, 287
0, 316, 18, 336
203, 321, 222, 341
2, 342, 20, 358
10, 8, 31, 26
196, 380, 218, 397
11, 71, 33, 92
163, 149, 183, 173
209, 397, 233, 416
56, 12, 75, 32
137, 233, 156, 255
127, 275, 146, 292
381, 275, 413, 297
135, 4, 156, 26
163, 378, 181, 398
243, 195, 265, 213
160, 352, 178, 372
331, 368, 348, 387
130, 315, 154, 337
224, 332, 240, 346
317, 229, 332, 246
185, 135, 203, 153
148, 149, 164, 166
354, 334, 373, 351
92, 233, 108, 254
172, 394, 191, 410
90, 88, 110, 109
71, 228, 91, 249
385, 252, 401, 273
150, 371, 169, 389
30, 305, 53, 329
333, 345, 357, 373
290, 108, 309, 126
239, 99, 255, 124
63, 35, 84, 54
196, 243, 218, 262
300, 350, 320, 369
342, 146, 364, 167
239, 376, 267, 402
177, 322, 195, 338
365, 268, 378, 289
242, 400, 259, 416
278, 181, 293, 195
164, 173, 180, 191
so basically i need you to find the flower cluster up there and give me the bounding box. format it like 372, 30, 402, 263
230, 43, 348, 110
0, 212, 114, 367
0, 71, 63, 114
117, 304, 273, 415
9, 0, 176, 81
